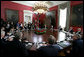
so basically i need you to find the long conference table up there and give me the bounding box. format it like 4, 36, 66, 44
25, 40, 72, 56
24, 30, 73, 56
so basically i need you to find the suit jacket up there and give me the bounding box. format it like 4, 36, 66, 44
69, 29, 74, 34
2, 39, 29, 56
1, 38, 8, 56
71, 39, 83, 56
28, 24, 31, 29
37, 44, 61, 56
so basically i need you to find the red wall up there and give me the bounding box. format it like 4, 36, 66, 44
1, 1, 32, 23
70, 1, 83, 32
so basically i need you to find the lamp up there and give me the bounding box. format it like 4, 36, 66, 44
33, 1, 48, 13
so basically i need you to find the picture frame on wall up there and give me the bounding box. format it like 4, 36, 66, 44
71, 4, 83, 27
5, 9, 19, 24
46, 10, 56, 28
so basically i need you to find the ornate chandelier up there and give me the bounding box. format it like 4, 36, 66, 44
33, 1, 48, 13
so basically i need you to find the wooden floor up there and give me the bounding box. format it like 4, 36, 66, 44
22, 30, 58, 50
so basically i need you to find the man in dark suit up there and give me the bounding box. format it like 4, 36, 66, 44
58, 25, 63, 32
37, 35, 61, 56
10, 22, 14, 29
2, 32, 29, 56
28, 22, 31, 30
1, 31, 6, 56
76, 28, 82, 35
71, 34, 83, 56
69, 27, 74, 34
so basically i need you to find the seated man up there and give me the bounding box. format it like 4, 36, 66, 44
1, 31, 6, 56
69, 27, 74, 34
76, 28, 82, 35
1, 27, 5, 31
37, 35, 61, 56
28, 22, 31, 30
2, 32, 29, 56
80, 32, 83, 40
71, 34, 83, 56
58, 25, 63, 32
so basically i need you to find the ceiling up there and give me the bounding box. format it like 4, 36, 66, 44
11, 1, 68, 8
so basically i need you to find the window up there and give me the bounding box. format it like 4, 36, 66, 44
59, 8, 67, 28
57, 8, 67, 42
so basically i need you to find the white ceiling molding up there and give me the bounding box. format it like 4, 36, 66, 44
11, 1, 68, 8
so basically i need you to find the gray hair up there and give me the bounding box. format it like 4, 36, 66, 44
48, 35, 56, 44
14, 32, 21, 40
1, 31, 5, 35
